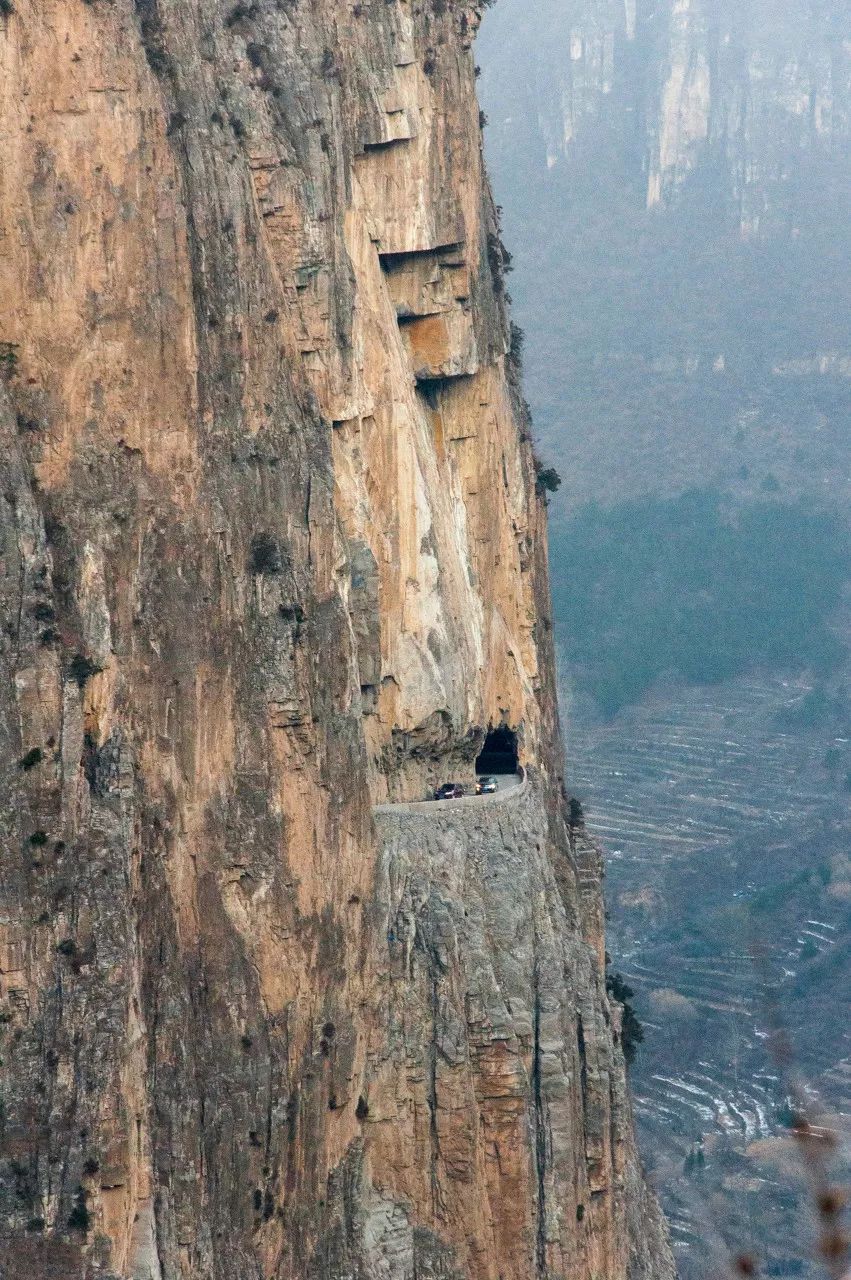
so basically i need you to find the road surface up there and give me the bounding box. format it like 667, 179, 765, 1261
373, 771, 526, 816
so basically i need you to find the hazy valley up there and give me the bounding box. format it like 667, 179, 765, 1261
478, 1, 851, 1275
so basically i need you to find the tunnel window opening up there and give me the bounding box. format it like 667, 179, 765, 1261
476, 725, 519, 776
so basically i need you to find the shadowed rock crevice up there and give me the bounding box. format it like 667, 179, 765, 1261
532, 955, 548, 1278
476, 724, 520, 775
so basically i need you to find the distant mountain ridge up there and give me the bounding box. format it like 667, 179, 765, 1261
480, 0, 851, 228
478, 0, 851, 511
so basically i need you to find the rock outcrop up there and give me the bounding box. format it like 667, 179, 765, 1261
0, 1, 671, 1277
371, 784, 671, 1280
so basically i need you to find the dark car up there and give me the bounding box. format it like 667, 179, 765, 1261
475, 776, 498, 795
434, 782, 465, 801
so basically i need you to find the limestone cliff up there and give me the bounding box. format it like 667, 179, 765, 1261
0, 1, 671, 1277
479, 0, 851, 232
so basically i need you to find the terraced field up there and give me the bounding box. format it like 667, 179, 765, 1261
565, 673, 851, 1278
570, 677, 838, 868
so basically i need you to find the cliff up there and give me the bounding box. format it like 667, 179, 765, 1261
0, 1, 671, 1277
478, 0, 851, 231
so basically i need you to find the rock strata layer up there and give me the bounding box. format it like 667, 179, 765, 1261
0, 1, 672, 1277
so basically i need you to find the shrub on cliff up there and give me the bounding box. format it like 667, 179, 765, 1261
567, 796, 585, 829
249, 532, 283, 575
67, 654, 103, 687
620, 1003, 645, 1064
606, 971, 645, 1065
486, 231, 513, 293
606, 971, 634, 1004
508, 321, 525, 369
67, 1187, 90, 1233
535, 463, 562, 497
0, 342, 18, 377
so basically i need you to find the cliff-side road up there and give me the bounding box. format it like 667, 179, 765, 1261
373, 772, 526, 815
0, 0, 673, 1275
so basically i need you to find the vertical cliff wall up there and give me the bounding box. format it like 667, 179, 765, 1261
0, 2, 671, 1277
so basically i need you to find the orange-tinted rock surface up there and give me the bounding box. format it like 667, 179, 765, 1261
0, 2, 672, 1276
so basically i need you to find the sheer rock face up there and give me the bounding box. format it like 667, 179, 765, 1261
0, 2, 671, 1278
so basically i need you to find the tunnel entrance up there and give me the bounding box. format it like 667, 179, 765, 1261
476, 725, 519, 776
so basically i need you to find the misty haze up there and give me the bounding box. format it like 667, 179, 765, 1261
478, 2, 851, 1277
0, 1, 847, 1278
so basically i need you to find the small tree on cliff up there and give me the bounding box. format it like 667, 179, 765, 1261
606, 971, 645, 1065
535, 462, 562, 499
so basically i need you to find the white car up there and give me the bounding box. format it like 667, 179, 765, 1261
476, 776, 498, 795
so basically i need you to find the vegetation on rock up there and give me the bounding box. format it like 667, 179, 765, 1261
551, 489, 850, 717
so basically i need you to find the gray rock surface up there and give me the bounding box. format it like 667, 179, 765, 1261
0, 2, 672, 1276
